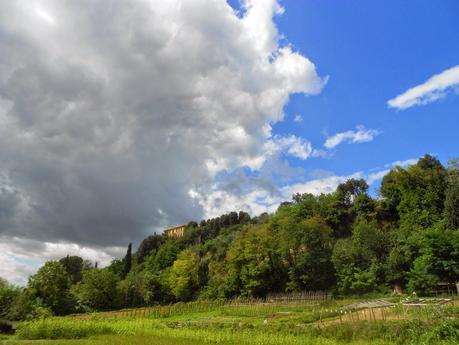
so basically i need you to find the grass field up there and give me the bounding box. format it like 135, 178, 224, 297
2, 298, 459, 345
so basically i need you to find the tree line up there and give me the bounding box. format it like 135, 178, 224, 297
1, 154, 458, 319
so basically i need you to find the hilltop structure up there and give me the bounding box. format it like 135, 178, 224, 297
164, 224, 186, 238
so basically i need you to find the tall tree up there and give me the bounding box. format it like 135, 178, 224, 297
398, 155, 446, 229
444, 158, 459, 229
123, 243, 132, 278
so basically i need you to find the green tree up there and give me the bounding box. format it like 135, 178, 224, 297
407, 226, 459, 294
6, 289, 52, 321
136, 234, 164, 263
399, 155, 446, 229
0, 278, 19, 319
280, 216, 335, 291
225, 225, 284, 297
117, 271, 145, 308
444, 159, 459, 229
28, 261, 74, 315
76, 269, 119, 311
123, 243, 132, 278
143, 271, 174, 305
59, 255, 86, 284
316, 179, 369, 239
332, 221, 387, 294
167, 248, 200, 301
146, 239, 182, 271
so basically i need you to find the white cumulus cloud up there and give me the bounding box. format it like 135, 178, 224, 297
324, 125, 380, 149
388, 65, 459, 110
264, 135, 313, 160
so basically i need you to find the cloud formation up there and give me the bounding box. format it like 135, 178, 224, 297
0, 0, 326, 282
264, 135, 313, 160
190, 171, 364, 219
293, 114, 303, 123
324, 125, 379, 149
388, 65, 459, 110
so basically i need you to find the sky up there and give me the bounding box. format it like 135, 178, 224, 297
0, 0, 458, 285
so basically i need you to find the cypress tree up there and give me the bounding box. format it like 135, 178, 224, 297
123, 242, 132, 278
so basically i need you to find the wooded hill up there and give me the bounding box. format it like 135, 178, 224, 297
1, 154, 458, 319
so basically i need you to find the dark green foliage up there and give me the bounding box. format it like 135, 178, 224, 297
123, 243, 133, 278
117, 271, 146, 308
444, 160, 459, 229
59, 255, 88, 284
136, 234, 164, 263
143, 271, 174, 304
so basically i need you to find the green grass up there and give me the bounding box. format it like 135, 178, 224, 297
4, 298, 459, 345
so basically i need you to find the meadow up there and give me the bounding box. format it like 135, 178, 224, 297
2, 297, 459, 345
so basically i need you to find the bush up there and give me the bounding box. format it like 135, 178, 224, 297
423, 321, 459, 343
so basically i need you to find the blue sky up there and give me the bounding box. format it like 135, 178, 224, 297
231, 0, 459, 190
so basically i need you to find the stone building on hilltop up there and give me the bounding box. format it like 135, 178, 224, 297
164, 224, 186, 238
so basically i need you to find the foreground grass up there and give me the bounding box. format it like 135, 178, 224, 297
3, 334, 213, 345
2, 334, 398, 345
4, 299, 459, 345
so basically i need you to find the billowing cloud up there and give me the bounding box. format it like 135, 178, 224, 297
0, 0, 327, 283
388, 65, 459, 110
264, 135, 313, 160
324, 125, 379, 149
